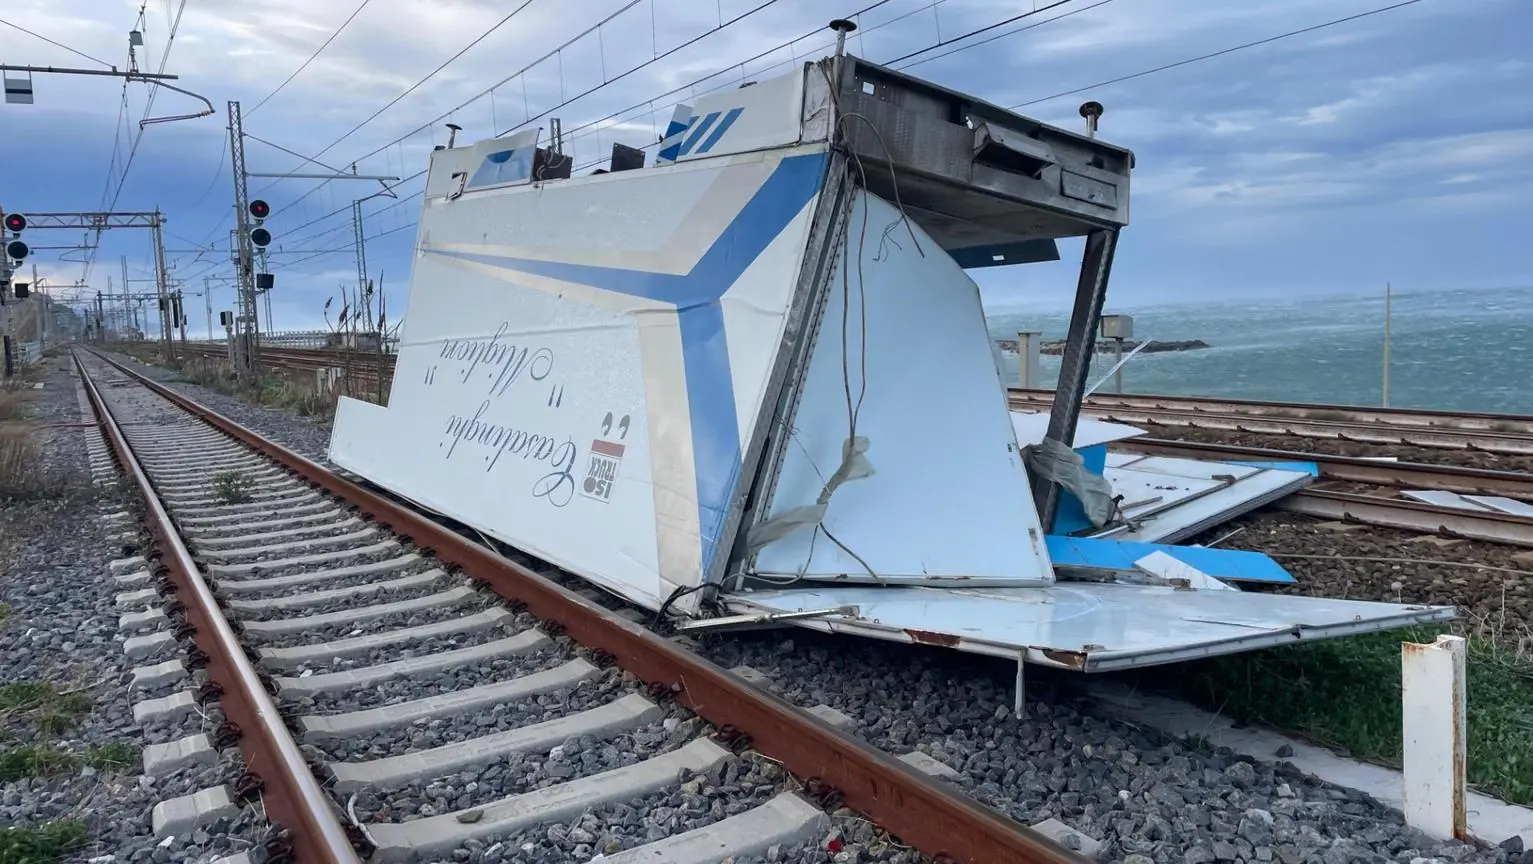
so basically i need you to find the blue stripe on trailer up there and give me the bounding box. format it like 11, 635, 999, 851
1046, 535, 1296, 584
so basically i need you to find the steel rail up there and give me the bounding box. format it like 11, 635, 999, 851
73, 352, 362, 864
1008, 388, 1533, 434
1278, 489, 1533, 548
87, 349, 1085, 864
1010, 398, 1533, 455
1119, 438, 1533, 501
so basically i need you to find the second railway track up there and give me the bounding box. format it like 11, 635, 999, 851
76, 349, 1085, 864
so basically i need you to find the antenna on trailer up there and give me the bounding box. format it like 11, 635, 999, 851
1079, 101, 1104, 139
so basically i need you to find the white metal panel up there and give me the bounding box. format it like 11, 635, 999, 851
751, 190, 1053, 585
1102, 457, 1314, 544
1401, 490, 1533, 517
1465, 495, 1533, 517
1009, 411, 1146, 449
329, 145, 833, 613
675, 67, 807, 163
329, 251, 665, 606
727, 584, 1455, 672
1117, 455, 1261, 483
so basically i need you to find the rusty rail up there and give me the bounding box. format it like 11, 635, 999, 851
74, 352, 361, 864
86, 349, 1085, 864
1120, 437, 1533, 501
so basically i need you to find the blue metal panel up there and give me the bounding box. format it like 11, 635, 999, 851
429, 152, 830, 578
1226, 460, 1321, 477
1046, 535, 1296, 584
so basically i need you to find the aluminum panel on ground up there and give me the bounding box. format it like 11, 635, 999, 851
749, 190, 1053, 586
727, 585, 1454, 672
1103, 453, 1315, 544
329, 144, 832, 613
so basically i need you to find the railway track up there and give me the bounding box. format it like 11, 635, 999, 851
1116, 438, 1533, 548
76, 349, 1082, 864
1009, 388, 1533, 436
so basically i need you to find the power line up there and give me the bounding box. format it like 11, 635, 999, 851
0, 17, 116, 67
248, 0, 374, 115
895, 0, 1118, 70
1009, 0, 1431, 109
260, 0, 543, 186
884, 0, 1077, 65
271, 0, 645, 212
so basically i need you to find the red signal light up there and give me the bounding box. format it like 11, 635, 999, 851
3, 213, 25, 233
248, 200, 270, 220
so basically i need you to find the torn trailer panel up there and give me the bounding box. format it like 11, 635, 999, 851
1010, 411, 1316, 545
725, 585, 1456, 672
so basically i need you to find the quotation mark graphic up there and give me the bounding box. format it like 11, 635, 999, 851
600, 412, 631, 439
548, 385, 564, 407
424, 365, 438, 385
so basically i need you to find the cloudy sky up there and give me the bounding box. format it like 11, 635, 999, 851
1, 0, 1527, 333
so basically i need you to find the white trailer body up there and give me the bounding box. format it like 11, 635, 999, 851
330, 55, 1453, 664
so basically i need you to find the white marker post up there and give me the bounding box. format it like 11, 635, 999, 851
1401, 633, 1467, 841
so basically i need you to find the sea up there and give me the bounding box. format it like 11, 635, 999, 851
984, 285, 1533, 416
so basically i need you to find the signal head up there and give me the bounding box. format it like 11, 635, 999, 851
250, 227, 272, 248
249, 199, 271, 220
3, 213, 25, 233
4, 239, 28, 261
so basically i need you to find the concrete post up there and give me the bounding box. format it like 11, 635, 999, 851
1015, 331, 1042, 390
1401, 633, 1467, 841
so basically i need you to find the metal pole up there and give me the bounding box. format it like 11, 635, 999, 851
152, 210, 173, 360
1015, 331, 1041, 390
229, 100, 259, 381
1030, 228, 1119, 531
1382, 282, 1392, 408
353, 200, 370, 330
1112, 336, 1124, 394
204, 278, 214, 341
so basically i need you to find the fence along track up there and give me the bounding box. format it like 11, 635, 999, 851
78, 349, 1084, 864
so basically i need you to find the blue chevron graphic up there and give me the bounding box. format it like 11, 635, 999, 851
431, 151, 830, 578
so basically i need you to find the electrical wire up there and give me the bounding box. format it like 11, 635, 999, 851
895, 0, 1117, 70
257, 0, 545, 196
883, 0, 1077, 65
270, 0, 893, 244
248, 0, 374, 115
272, 0, 651, 213
0, 17, 116, 67
1010, 0, 1432, 109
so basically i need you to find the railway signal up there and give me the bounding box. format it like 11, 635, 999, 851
3, 212, 27, 262
249, 199, 272, 248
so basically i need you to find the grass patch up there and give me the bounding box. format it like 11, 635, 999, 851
0, 743, 140, 782
1491, 420, 1525, 434
0, 682, 93, 734
0, 602, 11, 623
0, 820, 88, 864
1124, 625, 1533, 805
212, 470, 252, 504
83, 741, 138, 772
0, 425, 48, 500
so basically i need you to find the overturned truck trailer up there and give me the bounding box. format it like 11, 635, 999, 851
329, 51, 1452, 672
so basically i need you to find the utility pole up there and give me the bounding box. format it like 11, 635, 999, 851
204, 277, 214, 340
1382, 282, 1392, 408
151, 208, 174, 359
228, 100, 259, 382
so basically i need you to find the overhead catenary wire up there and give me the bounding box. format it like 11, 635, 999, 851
251, 0, 813, 255
1010, 0, 1432, 109
271, 0, 898, 246
248, 0, 374, 115
0, 17, 117, 67
256, 0, 549, 201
